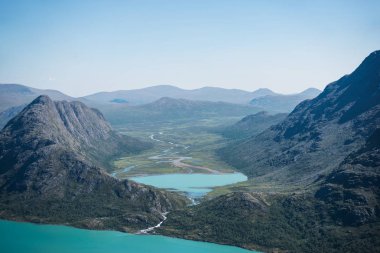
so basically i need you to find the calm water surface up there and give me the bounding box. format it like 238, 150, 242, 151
131, 172, 247, 198
0, 220, 257, 253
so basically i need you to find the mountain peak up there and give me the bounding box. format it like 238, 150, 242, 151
30, 94, 53, 105
351, 50, 380, 77
0, 96, 186, 231
367, 49, 380, 58
256, 88, 273, 92
299, 87, 321, 96
4, 95, 149, 168
251, 88, 276, 98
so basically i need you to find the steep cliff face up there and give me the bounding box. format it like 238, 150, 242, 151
220, 51, 380, 184
0, 95, 187, 231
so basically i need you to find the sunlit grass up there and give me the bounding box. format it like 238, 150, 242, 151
111, 117, 241, 177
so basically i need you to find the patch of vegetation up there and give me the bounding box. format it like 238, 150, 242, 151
111, 118, 239, 177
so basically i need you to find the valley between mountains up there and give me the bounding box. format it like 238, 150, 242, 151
0, 51, 379, 253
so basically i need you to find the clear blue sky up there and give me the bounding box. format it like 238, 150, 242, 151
1, 0, 379, 97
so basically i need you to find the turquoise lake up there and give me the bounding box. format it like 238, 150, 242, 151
0, 220, 257, 253
130, 172, 247, 198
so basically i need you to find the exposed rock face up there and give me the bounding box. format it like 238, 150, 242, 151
0, 95, 187, 231
220, 50, 380, 184
315, 128, 380, 226
1, 95, 149, 169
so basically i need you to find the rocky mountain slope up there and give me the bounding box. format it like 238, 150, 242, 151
220, 51, 380, 185
315, 127, 380, 226
0, 95, 187, 231
249, 87, 321, 112
160, 51, 380, 252
0, 84, 80, 127
161, 124, 380, 253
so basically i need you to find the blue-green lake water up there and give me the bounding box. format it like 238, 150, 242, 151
131, 173, 247, 198
0, 220, 256, 253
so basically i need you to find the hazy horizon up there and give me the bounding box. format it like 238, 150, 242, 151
1, 82, 324, 98
1, 0, 379, 97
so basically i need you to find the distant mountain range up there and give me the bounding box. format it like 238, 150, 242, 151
0, 95, 187, 231
249, 87, 321, 112
83, 85, 278, 105
100, 97, 261, 125
0, 83, 75, 112
84, 85, 322, 111
160, 50, 380, 252
0, 84, 78, 128
0, 83, 320, 128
